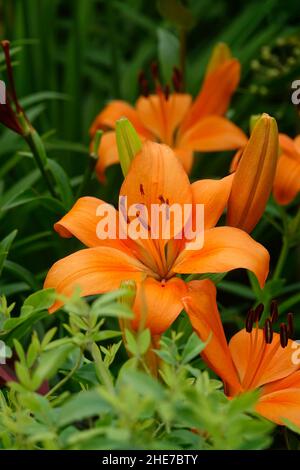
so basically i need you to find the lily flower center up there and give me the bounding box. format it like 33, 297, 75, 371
241, 301, 294, 390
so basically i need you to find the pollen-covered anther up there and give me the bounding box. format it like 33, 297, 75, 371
264, 318, 273, 344
254, 302, 264, 322
287, 312, 294, 339
245, 308, 255, 333
280, 323, 288, 348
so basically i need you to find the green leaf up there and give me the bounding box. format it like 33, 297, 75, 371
124, 329, 138, 356
0, 170, 40, 215
47, 158, 74, 210
157, 28, 180, 83
57, 390, 110, 427
228, 389, 260, 415
33, 344, 76, 385
181, 332, 207, 364
282, 418, 300, 435
0, 230, 17, 276
21, 288, 56, 316
157, 0, 196, 30
138, 328, 151, 355
120, 369, 165, 400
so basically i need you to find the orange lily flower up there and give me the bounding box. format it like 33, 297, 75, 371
183, 281, 300, 427
90, 44, 247, 180
45, 141, 268, 334
231, 130, 299, 208
273, 134, 300, 205
227, 113, 278, 233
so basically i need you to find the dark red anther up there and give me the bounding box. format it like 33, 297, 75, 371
151, 62, 159, 81
287, 313, 294, 339
138, 71, 150, 96
138, 70, 146, 82
270, 300, 279, 323
139, 184, 145, 196
280, 323, 288, 348
264, 319, 273, 344
245, 309, 255, 333
254, 303, 264, 322
172, 66, 183, 92
158, 194, 165, 204
164, 84, 170, 101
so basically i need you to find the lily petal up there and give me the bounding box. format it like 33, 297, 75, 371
179, 115, 247, 152
273, 154, 300, 205
120, 141, 193, 245
90, 100, 150, 138
180, 59, 240, 132
182, 279, 241, 392
229, 329, 299, 389
279, 133, 300, 160
136, 94, 191, 146
95, 131, 119, 182
256, 388, 300, 427
262, 371, 300, 395
294, 135, 300, 154
132, 277, 187, 334
173, 226, 269, 288
191, 174, 234, 229
44, 247, 147, 312
55, 197, 111, 246
174, 147, 194, 174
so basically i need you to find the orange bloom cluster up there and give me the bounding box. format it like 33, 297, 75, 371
90, 43, 247, 180
184, 282, 300, 427
45, 43, 300, 429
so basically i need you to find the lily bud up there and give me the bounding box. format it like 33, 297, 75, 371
118, 280, 137, 346
227, 113, 278, 232
205, 42, 232, 76
119, 279, 137, 309
116, 117, 142, 177
0, 40, 31, 136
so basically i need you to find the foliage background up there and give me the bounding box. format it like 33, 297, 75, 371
0, 0, 300, 450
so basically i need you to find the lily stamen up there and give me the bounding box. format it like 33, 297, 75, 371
280, 323, 288, 348
287, 312, 294, 338
264, 318, 273, 344
270, 299, 279, 323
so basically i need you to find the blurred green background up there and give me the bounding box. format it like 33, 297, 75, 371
0, 0, 300, 317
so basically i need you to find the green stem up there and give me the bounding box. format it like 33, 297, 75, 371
273, 236, 290, 281
25, 129, 57, 199
76, 130, 102, 198
76, 156, 97, 198
179, 27, 186, 86
45, 352, 82, 399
